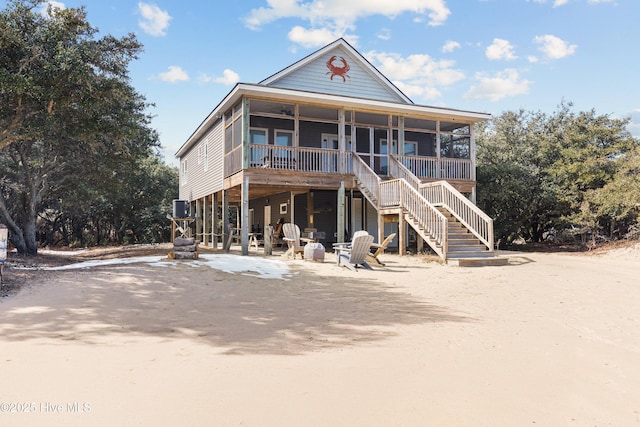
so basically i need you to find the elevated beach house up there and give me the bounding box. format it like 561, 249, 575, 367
176, 39, 498, 263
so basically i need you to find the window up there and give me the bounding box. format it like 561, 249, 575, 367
250, 128, 269, 164
275, 130, 293, 146
404, 141, 417, 156
250, 128, 268, 145
204, 142, 209, 171
181, 159, 188, 184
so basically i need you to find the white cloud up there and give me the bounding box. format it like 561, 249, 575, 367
377, 28, 392, 41
365, 50, 465, 102
528, 55, 539, 63
553, 0, 569, 6
486, 38, 517, 61
442, 40, 461, 53
288, 26, 346, 48
534, 34, 577, 59
628, 109, 640, 138
158, 66, 189, 83
367, 51, 465, 86
39, 1, 65, 17
200, 69, 240, 86
244, 0, 451, 40
138, 2, 172, 37
464, 69, 531, 101
394, 81, 442, 100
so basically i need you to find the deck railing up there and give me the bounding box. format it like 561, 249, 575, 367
395, 155, 473, 181
240, 145, 352, 174
226, 146, 472, 182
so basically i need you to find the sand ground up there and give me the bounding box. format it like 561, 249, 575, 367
0, 244, 639, 426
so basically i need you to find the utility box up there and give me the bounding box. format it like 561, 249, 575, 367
172, 200, 190, 218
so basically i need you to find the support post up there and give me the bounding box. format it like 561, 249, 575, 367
399, 212, 406, 255
337, 181, 345, 243
222, 189, 230, 253
212, 193, 218, 249
241, 175, 249, 255
196, 198, 202, 244
264, 225, 273, 256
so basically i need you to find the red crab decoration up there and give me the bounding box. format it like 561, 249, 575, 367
326, 55, 350, 82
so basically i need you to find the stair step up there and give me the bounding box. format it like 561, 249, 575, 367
447, 256, 509, 267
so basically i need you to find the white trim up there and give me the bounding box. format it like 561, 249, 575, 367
249, 127, 269, 145
404, 141, 418, 156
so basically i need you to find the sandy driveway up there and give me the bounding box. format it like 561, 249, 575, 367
1, 245, 639, 426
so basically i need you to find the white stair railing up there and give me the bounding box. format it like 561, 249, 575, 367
380, 179, 448, 258
352, 155, 381, 207
390, 155, 494, 252
388, 155, 421, 190
421, 180, 494, 251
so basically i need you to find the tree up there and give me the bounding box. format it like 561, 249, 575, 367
0, 0, 159, 254
543, 104, 638, 239
587, 146, 640, 238
476, 103, 639, 248
476, 109, 561, 246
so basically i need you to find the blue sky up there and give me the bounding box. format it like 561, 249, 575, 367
6, 0, 639, 166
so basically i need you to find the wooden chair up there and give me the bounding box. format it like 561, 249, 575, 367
271, 222, 284, 247
333, 230, 368, 251
334, 233, 374, 271
367, 233, 396, 267
282, 223, 306, 259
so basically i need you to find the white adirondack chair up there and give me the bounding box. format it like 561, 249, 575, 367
282, 223, 305, 259
334, 233, 374, 271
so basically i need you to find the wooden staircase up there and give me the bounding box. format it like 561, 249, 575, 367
353, 155, 507, 266
437, 208, 507, 266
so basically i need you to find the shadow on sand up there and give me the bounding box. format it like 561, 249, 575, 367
0, 260, 474, 355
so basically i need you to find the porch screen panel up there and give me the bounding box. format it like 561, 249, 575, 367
405, 131, 436, 157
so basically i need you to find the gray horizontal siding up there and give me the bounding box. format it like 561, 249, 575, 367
270, 46, 404, 103
179, 119, 224, 201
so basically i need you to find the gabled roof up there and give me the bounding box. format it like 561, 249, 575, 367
259, 38, 413, 104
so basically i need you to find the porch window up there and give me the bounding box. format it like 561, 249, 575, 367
250, 128, 269, 165
404, 141, 417, 156
275, 130, 293, 146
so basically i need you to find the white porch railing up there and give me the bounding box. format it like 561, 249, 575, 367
241, 145, 352, 174
421, 180, 494, 251
396, 155, 473, 181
